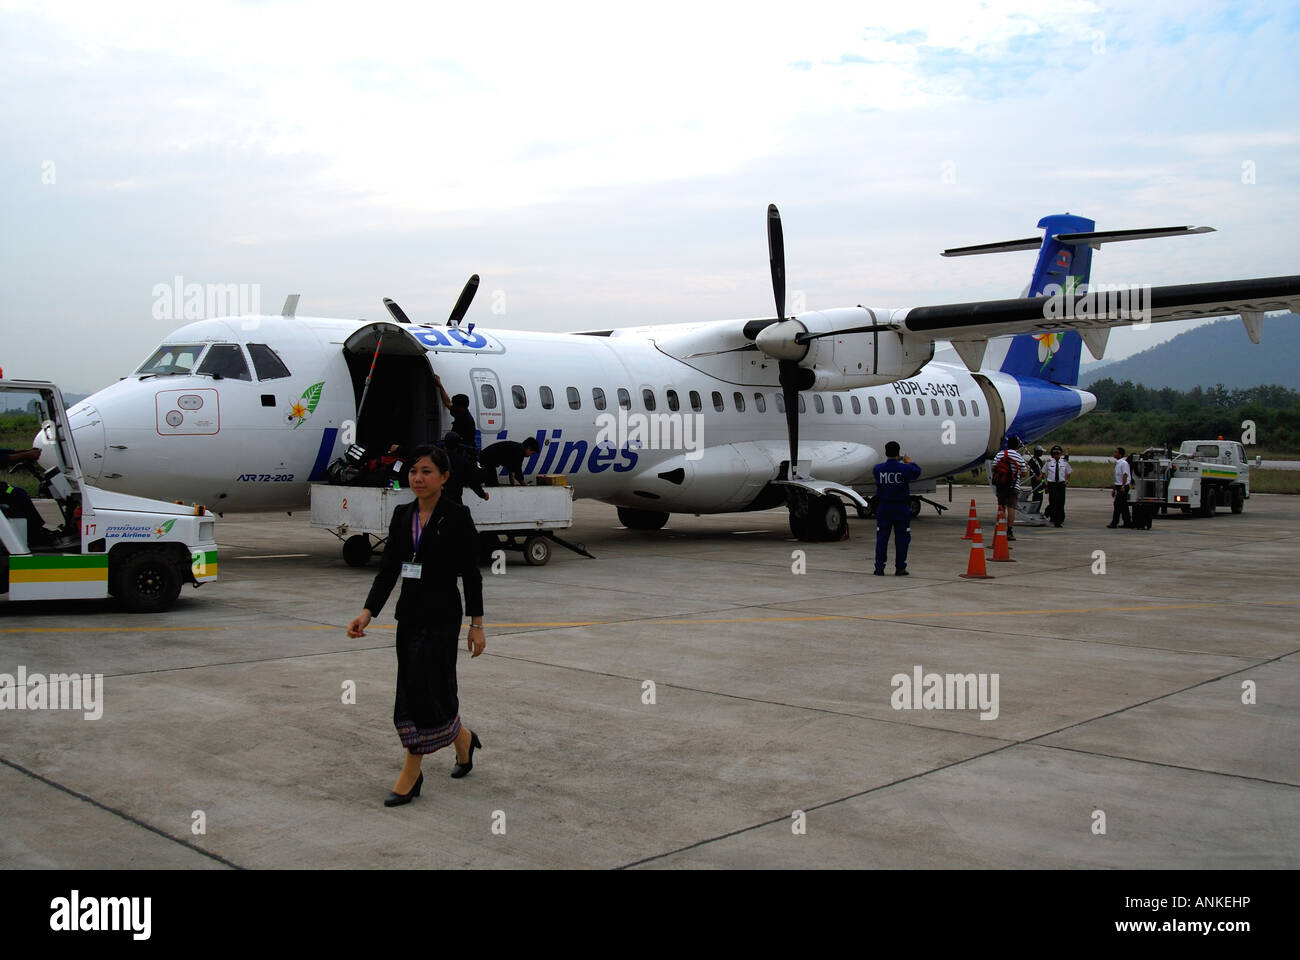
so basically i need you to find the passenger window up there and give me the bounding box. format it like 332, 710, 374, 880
813, 395, 824, 414
852, 396, 862, 415
886, 397, 896, 415
972, 400, 980, 417
197, 344, 252, 381
247, 343, 291, 380
868, 396, 878, 415
945, 399, 954, 416
593, 387, 607, 410
512, 385, 527, 409
618, 388, 631, 410
797, 395, 805, 413
833, 395, 843, 414
480, 384, 498, 409
667, 389, 680, 412
540, 386, 555, 410
712, 391, 724, 412
734, 392, 746, 412
958, 399, 967, 416
754, 393, 766, 413
775, 393, 785, 413
916, 399, 924, 416
642, 388, 656, 411
567, 387, 581, 410
901, 398, 911, 415
689, 390, 702, 413
931, 399, 940, 416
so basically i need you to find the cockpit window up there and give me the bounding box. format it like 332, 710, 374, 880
136, 344, 206, 376
247, 343, 292, 380
196, 344, 253, 381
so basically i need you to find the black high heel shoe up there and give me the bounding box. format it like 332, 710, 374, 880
384, 772, 423, 807
450, 732, 481, 779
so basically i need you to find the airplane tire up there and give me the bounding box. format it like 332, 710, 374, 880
1230, 486, 1244, 514
523, 535, 551, 566
618, 507, 669, 531
342, 534, 372, 567
909, 496, 922, 520
813, 496, 847, 541
116, 549, 182, 613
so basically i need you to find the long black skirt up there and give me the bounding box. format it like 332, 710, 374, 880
393, 619, 462, 754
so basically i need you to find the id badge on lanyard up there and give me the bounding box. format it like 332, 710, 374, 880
403, 508, 428, 579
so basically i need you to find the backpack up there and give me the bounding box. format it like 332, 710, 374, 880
991, 450, 1017, 487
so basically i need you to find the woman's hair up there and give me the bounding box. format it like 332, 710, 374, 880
407, 444, 450, 473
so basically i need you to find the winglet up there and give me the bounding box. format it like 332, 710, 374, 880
281, 294, 300, 318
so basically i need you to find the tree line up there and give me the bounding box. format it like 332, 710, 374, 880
1045, 380, 1300, 451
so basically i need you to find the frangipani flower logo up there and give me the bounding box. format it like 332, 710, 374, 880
1034, 333, 1063, 368
287, 382, 324, 429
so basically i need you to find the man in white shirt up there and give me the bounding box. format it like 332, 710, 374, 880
1108, 446, 1134, 528
1044, 444, 1072, 527
990, 437, 1028, 540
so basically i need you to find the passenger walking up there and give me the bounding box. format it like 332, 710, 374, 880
1044, 444, 1072, 527
989, 437, 1027, 540
346, 445, 487, 806
872, 441, 921, 576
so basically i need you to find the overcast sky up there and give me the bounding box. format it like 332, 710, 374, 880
1, 0, 1297, 394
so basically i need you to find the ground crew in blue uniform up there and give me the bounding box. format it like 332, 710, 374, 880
872, 441, 921, 576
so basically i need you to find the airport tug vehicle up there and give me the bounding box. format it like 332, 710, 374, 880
1, 380, 218, 611
1131, 440, 1253, 517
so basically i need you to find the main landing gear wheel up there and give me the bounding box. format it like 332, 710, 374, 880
342, 534, 373, 567
523, 535, 551, 566
618, 507, 669, 530
115, 549, 182, 613
789, 494, 846, 542
909, 496, 922, 520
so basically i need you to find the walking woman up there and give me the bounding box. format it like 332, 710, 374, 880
347, 444, 486, 806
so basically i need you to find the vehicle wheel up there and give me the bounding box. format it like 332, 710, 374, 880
115, 550, 181, 613
617, 507, 669, 530
523, 535, 551, 565
1199, 482, 1215, 517
1230, 486, 1244, 514
1180, 505, 1191, 514
909, 496, 922, 520
788, 510, 814, 540
1160, 505, 1168, 516
342, 534, 372, 567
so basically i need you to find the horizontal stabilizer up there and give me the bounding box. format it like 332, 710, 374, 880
1053, 225, 1215, 249
941, 237, 1042, 257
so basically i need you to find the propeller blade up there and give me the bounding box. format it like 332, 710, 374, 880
779, 360, 801, 472
383, 297, 412, 324
447, 274, 480, 327
767, 204, 785, 323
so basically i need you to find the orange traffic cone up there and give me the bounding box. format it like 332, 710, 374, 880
989, 507, 1016, 562
961, 498, 979, 540
959, 524, 995, 579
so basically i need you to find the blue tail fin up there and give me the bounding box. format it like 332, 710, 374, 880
998, 213, 1093, 386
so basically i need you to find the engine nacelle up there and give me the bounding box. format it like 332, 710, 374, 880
754, 308, 934, 389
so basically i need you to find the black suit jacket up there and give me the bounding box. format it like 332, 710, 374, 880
364, 495, 484, 623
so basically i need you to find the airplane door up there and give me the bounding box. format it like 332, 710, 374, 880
470, 368, 504, 439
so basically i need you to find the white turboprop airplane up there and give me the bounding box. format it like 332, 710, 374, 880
52, 207, 1300, 541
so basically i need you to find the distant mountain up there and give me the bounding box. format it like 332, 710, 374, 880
1078, 314, 1300, 391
